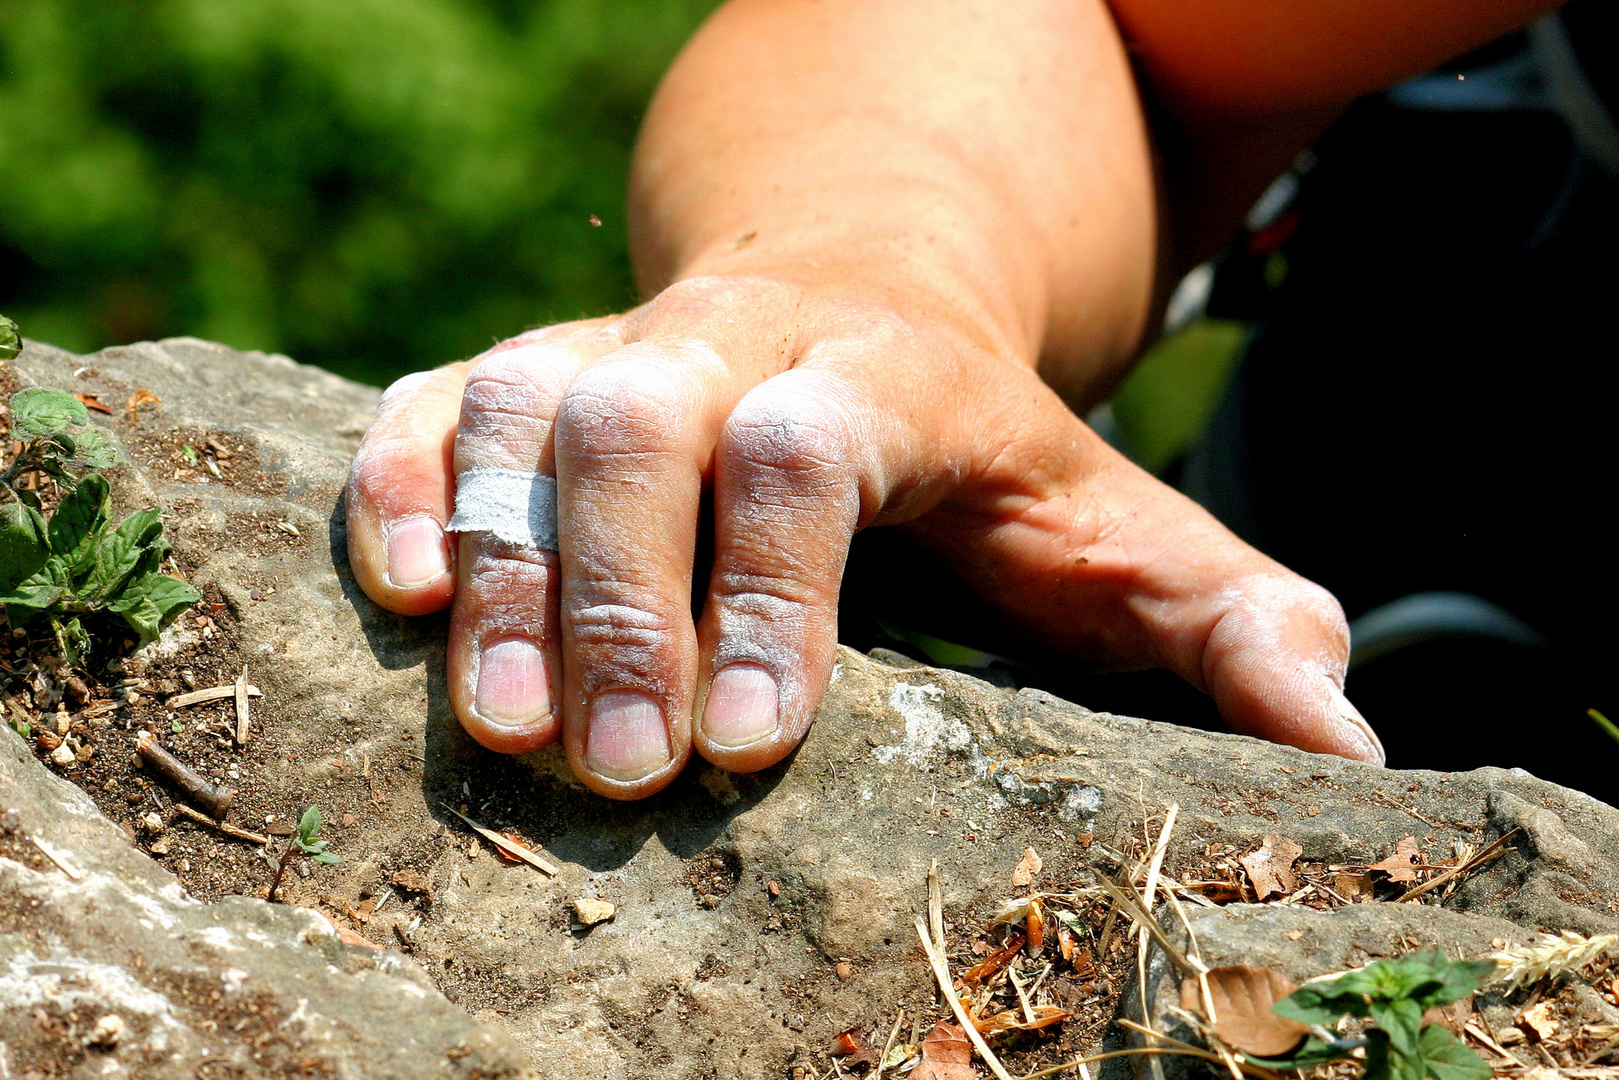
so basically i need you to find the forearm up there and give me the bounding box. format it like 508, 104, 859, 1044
628, 0, 1158, 408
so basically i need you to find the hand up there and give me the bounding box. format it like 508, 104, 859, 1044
345, 272, 1383, 800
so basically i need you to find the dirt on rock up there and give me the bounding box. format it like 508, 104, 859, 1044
4, 339, 1619, 1080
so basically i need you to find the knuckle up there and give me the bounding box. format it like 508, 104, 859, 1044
723, 382, 857, 481
462, 350, 567, 420
555, 363, 691, 460
713, 570, 820, 618
566, 601, 677, 653
647, 274, 772, 317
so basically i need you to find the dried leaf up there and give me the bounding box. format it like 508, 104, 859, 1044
125, 390, 161, 417
913, 1021, 974, 1080
975, 1005, 1071, 1039
1058, 925, 1075, 962
1010, 846, 1044, 887
1334, 870, 1376, 902
960, 934, 1025, 988
1026, 898, 1045, 955
1240, 834, 1304, 901
74, 392, 114, 414
990, 896, 1038, 927
1369, 836, 1425, 884
1181, 965, 1309, 1057
830, 1027, 880, 1066
1521, 1001, 1558, 1041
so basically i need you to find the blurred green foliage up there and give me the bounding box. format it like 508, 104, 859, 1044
1112, 318, 1247, 473
0, 0, 719, 385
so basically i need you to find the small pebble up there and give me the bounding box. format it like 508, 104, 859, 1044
140, 812, 164, 833
572, 899, 616, 926
87, 1014, 124, 1048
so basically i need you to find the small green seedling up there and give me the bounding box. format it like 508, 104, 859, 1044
267, 805, 341, 903
294, 804, 343, 864
1252, 949, 1494, 1080
0, 387, 198, 663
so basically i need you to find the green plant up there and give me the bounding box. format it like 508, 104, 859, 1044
267, 805, 341, 902
1253, 950, 1495, 1080
0, 314, 19, 361
0, 387, 199, 663
293, 804, 342, 865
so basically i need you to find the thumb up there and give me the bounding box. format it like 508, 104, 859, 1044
1194, 576, 1384, 764
913, 406, 1385, 764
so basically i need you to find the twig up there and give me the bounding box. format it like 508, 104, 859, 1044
168, 683, 262, 708
914, 917, 1016, 1080
1136, 805, 1178, 1080
1086, 865, 1203, 977
29, 835, 82, 880
234, 666, 250, 745
928, 858, 945, 954
136, 732, 234, 818
1369, 789, 1444, 828
439, 804, 559, 875
1008, 965, 1038, 1026
170, 801, 270, 845
872, 1009, 905, 1080
1015, 1021, 1287, 1080
1399, 828, 1522, 903
1463, 1021, 1517, 1061
1014, 1046, 1236, 1080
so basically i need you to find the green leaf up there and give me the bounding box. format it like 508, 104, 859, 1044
171, 718, 183, 734
0, 314, 19, 361
10, 719, 30, 739
1370, 997, 1425, 1057
54, 615, 89, 666
298, 804, 323, 842
70, 426, 120, 470
106, 573, 199, 641
10, 388, 88, 439
47, 474, 109, 575
84, 507, 164, 602
310, 851, 343, 865
0, 500, 51, 593
1417, 1025, 1491, 1080
1273, 983, 1363, 1026
1365, 1032, 1425, 1080
1416, 958, 1495, 1010
1245, 1036, 1359, 1070
1051, 907, 1089, 937
180, 444, 198, 466
0, 561, 66, 626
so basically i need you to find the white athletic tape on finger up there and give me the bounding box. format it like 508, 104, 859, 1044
446, 468, 558, 550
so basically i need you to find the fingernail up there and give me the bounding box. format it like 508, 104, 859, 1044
703, 664, 779, 748
586, 690, 670, 780
475, 638, 551, 726
386, 516, 449, 587
1333, 689, 1385, 766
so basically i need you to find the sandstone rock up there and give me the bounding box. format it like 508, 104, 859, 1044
0, 722, 529, 1079
4, 337, 1619, 1079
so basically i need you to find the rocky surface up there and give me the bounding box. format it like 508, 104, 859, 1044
0, 724, 531, 1079
3, 337, 1618, 1079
